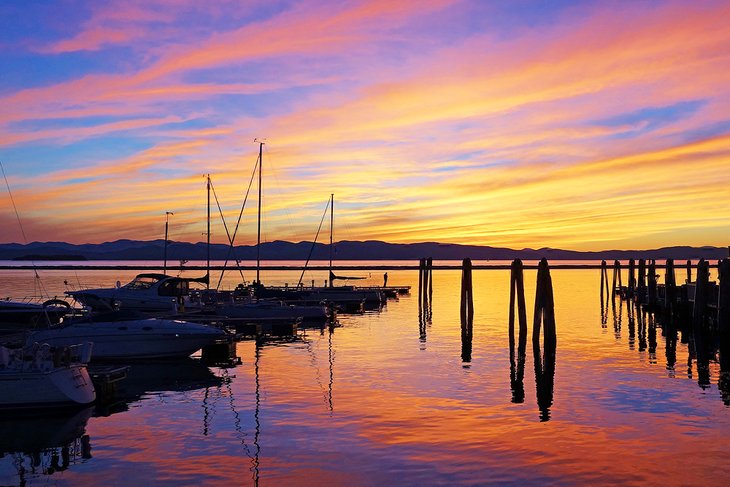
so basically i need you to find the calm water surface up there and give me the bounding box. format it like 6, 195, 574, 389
1, 264, 728, 485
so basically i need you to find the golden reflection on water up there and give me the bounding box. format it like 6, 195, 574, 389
1, 266, 730, 485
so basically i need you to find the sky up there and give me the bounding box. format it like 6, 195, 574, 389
1, 0, 729, 251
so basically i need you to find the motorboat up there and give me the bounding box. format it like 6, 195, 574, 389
66, 273, 208, 313
0, 298, 72, 334
0, 342, 96, 410
25, 310, 227, 360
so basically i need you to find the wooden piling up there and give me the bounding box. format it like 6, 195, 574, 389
665, 259, 676, 318
460, 258, 474, 362
647, 260, 657, 309
427, 257, 433, 308
718, 258, 730, 333
611, 260, 622, 300
686, 259, 692, 284
628, 258, 636, 297
418, 257, 425, 305
637, 259, 647, 304
600, 260, 609, 305
532, 258, 556, 347
692, 259, 710, 328
509, 259, 528, 354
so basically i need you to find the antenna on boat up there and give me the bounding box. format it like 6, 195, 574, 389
329, 193, 334, 288
206, 174, 211, 290
254, 138, 266, 286
164, 211, 174, 275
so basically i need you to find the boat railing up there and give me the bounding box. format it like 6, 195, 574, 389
1, 342, 93, 371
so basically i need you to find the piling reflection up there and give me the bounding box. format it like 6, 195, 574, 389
611, 297, 622, 339
607, 257, 730, 405
0, 406, 93, 485
720, 330, 730, 406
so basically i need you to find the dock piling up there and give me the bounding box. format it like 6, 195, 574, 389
460, 258, 474, 363
648, 260, 657, 308
611, 260, 622, 300
692, 259, 710, 329
637, 259, 647, 304
665, 259, 677, 318
509, 259, 527, 403
718, 259, 730, 332
628, 259, 636, 297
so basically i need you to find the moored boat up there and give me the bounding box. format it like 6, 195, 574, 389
25, 311, 227, 360
66, 273, 208, 313
0, 298, 72, 335
0, 342, 96, 410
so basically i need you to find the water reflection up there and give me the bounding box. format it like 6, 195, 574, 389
101, 358, 224, 415
720, 331, 730, 406
252, 340, 261, 486
0, 407, 93, 486
609, 270, 730, 405
533, 338, 556, 422
611, 298, 623, 339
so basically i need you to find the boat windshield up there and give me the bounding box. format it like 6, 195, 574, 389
123, 276, 160, 290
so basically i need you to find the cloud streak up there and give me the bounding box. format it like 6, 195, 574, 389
1, 0, 729, 250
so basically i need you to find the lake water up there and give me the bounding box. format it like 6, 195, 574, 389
1, 263, 729, 485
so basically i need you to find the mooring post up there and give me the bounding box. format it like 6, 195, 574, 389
427, 257, 433, 315
460, 258, 474, 362
718, 258, 730, 333
509, 259, 528, 356
611, 260, 622, 300
628, 259, 636, 298
637, 259, 647, 304
648, 260, 657, 309
692, 259, 710, 328
600, 260, 609, 304
509, 259, 527, 403
533, 258, 557, 346
665, 259, 676, 317
418, 257, 425, 305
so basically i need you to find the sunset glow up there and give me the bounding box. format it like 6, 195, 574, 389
1, 0, 729, 250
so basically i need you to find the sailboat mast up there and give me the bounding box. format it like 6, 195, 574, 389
206, 174, 211, 289
256, 141, 263, 285
163, 211, 172, 275
329, 193, 333, 287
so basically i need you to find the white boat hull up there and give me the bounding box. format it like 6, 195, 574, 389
27, 318, 226, 360
0, 365, 95, 409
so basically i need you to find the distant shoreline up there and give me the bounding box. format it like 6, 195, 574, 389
0, 262, 717, 271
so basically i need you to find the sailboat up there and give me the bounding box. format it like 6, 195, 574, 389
0, 342, 96, 410
0, 162, 73, 333
206, 144, 331, 324
252, 194, 383, 311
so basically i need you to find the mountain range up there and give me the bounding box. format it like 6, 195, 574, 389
0, 240, 727, 261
